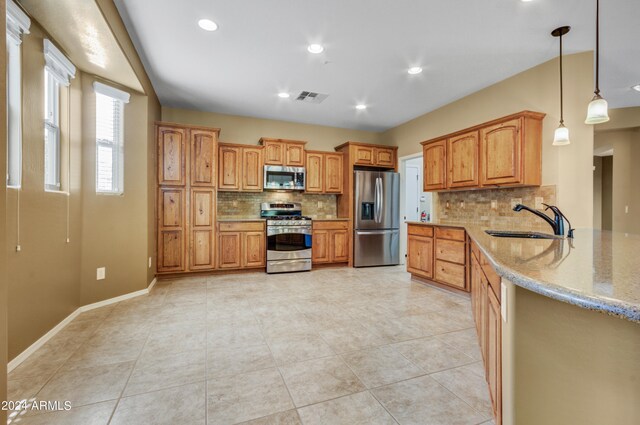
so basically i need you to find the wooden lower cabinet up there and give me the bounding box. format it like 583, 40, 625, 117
218, 222, 265, 269
158, 187, 186, 273
312, 221, 349, 264
406, 234, 433, 279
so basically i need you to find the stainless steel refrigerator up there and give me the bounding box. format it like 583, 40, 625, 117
353, 170, 400, 267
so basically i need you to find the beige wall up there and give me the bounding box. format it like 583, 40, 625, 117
592, 156, 603, 229
594, 129, 640, 234
162, 107, 384, 151
6, 21, 83, 359
1, 0, 8, 418
383, 52, 595, 228
598, 106, 640, 131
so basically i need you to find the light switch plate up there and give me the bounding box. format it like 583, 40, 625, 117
535, 197, 544, 210
97, 267, 106, 280
148, 257, 152, 268
491, 200, 497, 210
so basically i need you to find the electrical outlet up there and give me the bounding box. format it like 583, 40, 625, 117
148, 257, 152, 268
491, 200, 497, 210
317, 201, 322, 208
510, 198, 522, 209
446, 201, 450, 209
535, 197, 544, 210
625, 205, 629, 214
96, 267, 106, 280
459, 200, 465, 209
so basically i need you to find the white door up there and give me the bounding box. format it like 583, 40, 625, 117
405, 166, 420, 222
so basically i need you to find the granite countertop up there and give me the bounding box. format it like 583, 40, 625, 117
407, 221, 640, 323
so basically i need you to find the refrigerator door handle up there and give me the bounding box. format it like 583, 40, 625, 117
375, 177, 382, 223
378, 177, 384, 223
355, 229, 399, 235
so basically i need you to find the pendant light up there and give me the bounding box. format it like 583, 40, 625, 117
552, 26, 571, 146
585, 0, 610, 124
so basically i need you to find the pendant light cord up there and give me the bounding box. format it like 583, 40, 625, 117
559, 32, 564, 125
595, 0, 600, 95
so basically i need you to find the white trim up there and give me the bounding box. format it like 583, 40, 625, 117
7, 277, 158, 372
93, 82, 131, 104
43, 39, 76, 86
6, 0, 30, 45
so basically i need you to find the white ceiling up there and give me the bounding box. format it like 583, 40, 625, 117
115, 0, 640, 132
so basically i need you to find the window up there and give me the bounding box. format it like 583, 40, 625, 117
94, 82, 129, 194
43, 39, 75, 192
6, 0, 30, 188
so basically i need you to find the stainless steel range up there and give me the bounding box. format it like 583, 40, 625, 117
260, 202, 312, 274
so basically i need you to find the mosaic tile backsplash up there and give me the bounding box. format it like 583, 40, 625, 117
217, 191, 338, 219
436, 185, 557, 231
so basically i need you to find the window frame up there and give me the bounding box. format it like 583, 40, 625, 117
44, 69, 61, 192
95, 90, 125, 195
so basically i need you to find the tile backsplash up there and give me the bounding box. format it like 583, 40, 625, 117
436, 185, 557, 231
217, 191, 338, 219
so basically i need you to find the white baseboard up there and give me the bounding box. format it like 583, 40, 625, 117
7, 276, 158, 373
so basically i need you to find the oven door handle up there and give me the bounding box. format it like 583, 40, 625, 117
267, 227, 312, 236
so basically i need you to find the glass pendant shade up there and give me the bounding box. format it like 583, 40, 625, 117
585, 94, 610, 124
553, 124, 570, 146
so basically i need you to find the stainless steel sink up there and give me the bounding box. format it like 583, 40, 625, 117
485, 230, 562, 239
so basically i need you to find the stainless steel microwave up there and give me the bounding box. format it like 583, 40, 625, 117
264, 165, 305, 191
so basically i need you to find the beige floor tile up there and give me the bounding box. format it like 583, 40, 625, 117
361, 316, 427, 343
36, 361, 133, 407
238, 410, 302, 425
430, 365, 493, 418
7, 374, 50, 402
124, 348, 206, 396
207, 324, 266, 350
111, 382, 206, 425
207, 343, 275, 379
8, 400, 116, 425
63, 333, 146, 370
8, 338, 81, 381
207, 368, 293, 425
436, 329, 483, 360
341, 345, 424, 388
74, 305, 115, 322
372, 375, 488, 425
297, 391, 396, 425
279, 356, 365, 407
319, 324, 387, 353
392, 337, 476, 374
266, 331, 334, 366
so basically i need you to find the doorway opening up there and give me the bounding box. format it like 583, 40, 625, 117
399, 154, 432, 264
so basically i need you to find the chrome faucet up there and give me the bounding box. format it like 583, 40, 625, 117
513, 203, 574, 238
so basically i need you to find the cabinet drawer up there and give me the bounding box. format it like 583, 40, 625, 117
408, 225, 434, 237
313, 220, 349, 230
218, 222, 264, 232
435, 239, 466, 265
435, 260, 466, 289
435, 227, 466, 241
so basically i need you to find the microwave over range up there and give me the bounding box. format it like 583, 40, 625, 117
264, 165, 305, 191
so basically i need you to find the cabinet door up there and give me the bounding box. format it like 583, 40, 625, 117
286, 144, 305, 166
263, 141, 284, 165
330, 230, 349, 263
305, 152, 324, 193
478, 271, 488, 364
324, 153, 343, 194
218, 145, 241, 191
406, 235, 433, 279
190, 189, 214, 270
158, 188, 186, 272
448, 131, 479, 188
158, 126, 186, 185
312, 230, 330, 263
423, 140, 447, 191
487, 287, 502, 424
353, 146, 374, 165
435, 239, 466, 265
242, 147, 263, 191
481, 118, 522, 186
435, 260, 466, 289
374, 148, 395, 168
218, 232, 242, 268
243, 231, 265, 267
190, 129, 217, 187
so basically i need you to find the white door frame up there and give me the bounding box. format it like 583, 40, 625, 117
399, 152, 424, 266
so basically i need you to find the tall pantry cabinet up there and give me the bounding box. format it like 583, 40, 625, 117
157, 122, 220, 273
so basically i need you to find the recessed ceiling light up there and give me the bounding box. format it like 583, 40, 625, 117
355, 104, 367, 110
632, 84, 640, 92
307, 44, 324, 54
277, 92, 290, 98
408, 66, 423, 75
198, 19, 218, 31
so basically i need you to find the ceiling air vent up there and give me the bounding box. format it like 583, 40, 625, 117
295, 91, 328, 104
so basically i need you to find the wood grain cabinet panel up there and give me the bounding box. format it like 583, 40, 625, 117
374, 148, 395, 167
191, 189, 213, 227
242, 232, 265, 267
159, 230, 185, 271
324, 153, 343, 193
305, 152, 324, 193
190, 189, 215, 270
158, 126, 187, 186
423, 140, 447, 191
191, 230, 214, 269
218, 232, 242, 269
242, 147, 263, 191
435, 239, 466, 265
435, 260, 466, 289
159, 188, 185, 228
481, 118, 522, 186
218, 145, 241, 191
448, 131, 479, 188
262, 140, 284, 165
286, 144, 305, 166
354, 146, 374, 165
312, 222, 349, 264
407, 235, 434, 279
330, 230, 349, 263
487, 285, 502, 425
190, 129, 217, 187
312, 230, 330, 263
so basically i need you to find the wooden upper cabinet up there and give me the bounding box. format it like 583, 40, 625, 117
158, 125, 187, 185
374, 148, 395, 168
423, 140, 447, 191
286, 144, 305, 166
354, 146, 374, 165
260, 138, 306, 166
324, 153, 343, 193
262, 140, 284, 165
448, 131, 479, 188
158, 187, 186, 272
190, 129, 218, 187
306, 152, 324, 193
481, 118, 522, 186
218, 144, 241, 191
241, 147, 263, 191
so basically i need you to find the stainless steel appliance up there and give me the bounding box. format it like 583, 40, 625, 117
261, 202, 312, 273
264, 166, 305, 191
353, 170, 400, 267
